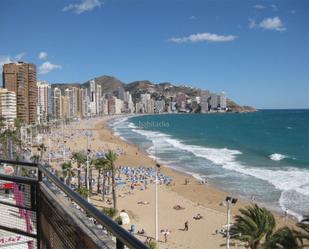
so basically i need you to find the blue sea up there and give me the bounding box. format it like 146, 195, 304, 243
109, 110, 309, 219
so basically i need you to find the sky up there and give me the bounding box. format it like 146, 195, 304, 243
0, 0, 308, 109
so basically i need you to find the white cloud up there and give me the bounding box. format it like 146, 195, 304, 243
189, 16, 197, 20
38, 52, 48, 60
63, 0, 102, 14
254, 5, 266, 10
259, 17, 286, 32
169, 32, 237, 43
0, 52, 26, 70
15, 52, 26, 61
0, 56, 12, 67
39, 61, 62, 74
289, 10, 296, 14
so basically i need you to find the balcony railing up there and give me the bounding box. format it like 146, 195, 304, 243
0, 159, 149, 249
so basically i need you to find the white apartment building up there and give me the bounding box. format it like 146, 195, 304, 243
200, 90, 210, 113
115, 98, 123, 114
88, 79, 97, 116
37, 81, 50, 123
96, 84, 102, 114
209, 93, 219, 110
0, 88, 17, 127
102, 98, 109, 115
155, 100, 165, 113
64, 87, 79, 118
219, 92, 227, 109
135, 102, 144, 113
53, 88, 62, 119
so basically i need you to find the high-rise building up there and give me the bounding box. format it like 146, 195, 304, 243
219, 92, 227, 109
53, 88, 62, 119
102, 98, 109, 115
108, 97, 123, 115
209, 93, 219, 110
176, 92, 186, 111
96, 84, 102, 115
2, 62, 37, 124
37, 81, 50, 123
64, 87, 78, 118
48, 87, 53, 118
78, 87, 87, 118
123, 91, 134, 113
88, 79, 97, 116
146, 99, 155, 113
200, 90, 210, 113
135, 102, 144, 113
155, 100, 165, 113
61, 95, 69, 119
140, 94, 155, 113
115, 98, 123, 114
0, 88, 17, 127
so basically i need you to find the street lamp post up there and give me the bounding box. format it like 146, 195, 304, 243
85, 130, 92, 202
224, 196, 238, 249
48, 137, 51, 165
155, 162, 160, 241
62, 119, 65, 159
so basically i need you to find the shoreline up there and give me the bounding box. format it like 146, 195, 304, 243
45, 115, 298, 249
103, 115, 298, 225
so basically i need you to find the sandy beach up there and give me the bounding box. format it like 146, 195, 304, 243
42, 115, 297, 249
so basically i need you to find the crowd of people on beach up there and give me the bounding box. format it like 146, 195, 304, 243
38, 118, 235, 249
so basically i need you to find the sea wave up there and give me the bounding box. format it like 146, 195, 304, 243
114, 119, 309, 217
132, 128, 309, 194
109, 117, 128, 127
269, 153, 289, 161
128, 122, 138, 129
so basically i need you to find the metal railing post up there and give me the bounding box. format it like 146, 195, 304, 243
116, 238, 125, 249
37, 166, 42, 249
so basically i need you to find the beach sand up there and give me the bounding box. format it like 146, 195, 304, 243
44, 116, 297, 249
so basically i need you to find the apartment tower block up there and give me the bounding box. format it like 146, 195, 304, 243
2, 62, 37, 124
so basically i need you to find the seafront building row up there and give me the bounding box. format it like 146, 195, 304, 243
1, 61, 227, 127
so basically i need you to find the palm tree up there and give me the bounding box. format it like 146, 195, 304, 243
93, 158, 110, 194
71, 152, 87, 189
295, 216, 309, 247
77, 187, 89, 199
61, 161, 75, 187
0, 128, 20, 159
37, 143, 47, 161
30, 155, 40, 163
230, 204, 275, 249
105, 150, 118, 210
264, 226, 303, 249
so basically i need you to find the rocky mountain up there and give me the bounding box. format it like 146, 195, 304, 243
83, 75, 124, 92
51, 75, 256, 112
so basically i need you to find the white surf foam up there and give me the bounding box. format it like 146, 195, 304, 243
116, 121, 309, 217
270, 153, 289, 161
128, 122, 138, 129
110, 117, 128, 127
132, 128, 309, 196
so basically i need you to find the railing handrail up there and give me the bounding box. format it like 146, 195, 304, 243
39, 164, 149, 249
0, 159, 39, 168
0, 159, 149, 249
